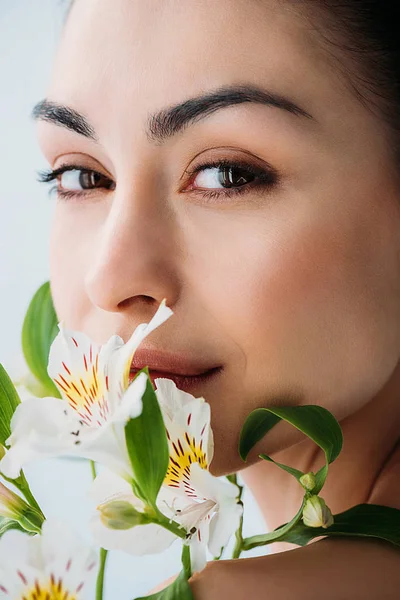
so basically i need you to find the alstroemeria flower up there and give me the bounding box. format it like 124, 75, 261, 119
90, 379, 243, 573
0, 519, 97, 600
0, 300, 173, 480
156, 378, 242, 572
89, 469, 177, 555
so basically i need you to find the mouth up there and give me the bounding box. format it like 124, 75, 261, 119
128, 348, 223, 393
129, 365, 222, 393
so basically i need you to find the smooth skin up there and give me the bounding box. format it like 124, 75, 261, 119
35, 0, 400, 596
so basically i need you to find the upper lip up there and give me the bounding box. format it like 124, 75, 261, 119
129, 348, 221, 376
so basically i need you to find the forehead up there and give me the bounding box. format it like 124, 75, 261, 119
49, 0, 339, 118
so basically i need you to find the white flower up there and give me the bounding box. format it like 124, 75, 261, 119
90, 379, 242, 573
0, 519, 97, 599
89, 469, 176, 555
0, 300, 173, 480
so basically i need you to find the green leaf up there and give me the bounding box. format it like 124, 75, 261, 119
21, 281, 60, 398
242, 496, 307, 551
259, 455, 305, 483
135, 570, 194, 600
239, 405, 343, 493
272, 503, 400, 548
0, 364, 21, 445
125, 370, 169, 508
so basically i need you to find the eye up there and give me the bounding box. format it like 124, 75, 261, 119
36, 163, 115, 200
184, 158, 278, 202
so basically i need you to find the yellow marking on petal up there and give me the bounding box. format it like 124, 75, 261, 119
21, 576, 78, 600
53, 349, 109, 424
164, 432, 208, 488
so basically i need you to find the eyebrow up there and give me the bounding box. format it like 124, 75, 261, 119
31, 83, 315, 145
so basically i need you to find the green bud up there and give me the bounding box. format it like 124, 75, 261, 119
0, 481, 43, 532
302, 495, 334, 529
299, 472, 316, 492
98, 500, 151, 530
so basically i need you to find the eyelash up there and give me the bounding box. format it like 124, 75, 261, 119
36, 158, 278, 203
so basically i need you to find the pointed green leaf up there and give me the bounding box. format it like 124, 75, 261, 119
271, 503, 400, 548
125, 370, 169, 508
0, 365, 21, 446
239, 405, 343, 493
135, 570, 194, 600
239, 410, 281, 462
21, 281, 60, 398
259, 454, 305, 482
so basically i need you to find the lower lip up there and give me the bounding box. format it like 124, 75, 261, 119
129, 366, 222, 393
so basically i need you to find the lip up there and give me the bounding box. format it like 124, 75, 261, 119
130, 367, 222, 393
129, 349, 222, 393
129, 348, 220, 376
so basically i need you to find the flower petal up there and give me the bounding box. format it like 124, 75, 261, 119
89, 471, 176, 556
108, 300, 173, 396
110, 372, 147, 423
154, 378, 200, 419
208, 501, 243, 557
90, 513, 176, 555
48, 324, 110, 424
89, 470, 145, 512
0, 397, 77, 478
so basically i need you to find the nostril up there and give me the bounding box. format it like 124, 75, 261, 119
117, 294, 157, 310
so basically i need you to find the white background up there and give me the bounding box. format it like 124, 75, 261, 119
0, 2, 267, 597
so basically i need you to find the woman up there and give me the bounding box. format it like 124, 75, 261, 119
34, 0, 400, 597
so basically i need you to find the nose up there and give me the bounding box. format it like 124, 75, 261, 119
84, 183, 181, 314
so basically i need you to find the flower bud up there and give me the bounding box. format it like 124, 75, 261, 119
0, 482, 44, 532
98, 500, 150, 530
299, 472, 316, 492
302, 495, 334, 529
0, 482, 28, 519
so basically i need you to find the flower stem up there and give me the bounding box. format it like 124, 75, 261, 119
181, 544, 192, 580
90, 460, 97, 480
153, 508, 188, 540
96, 548, 108, 600
229, 474, 244, 559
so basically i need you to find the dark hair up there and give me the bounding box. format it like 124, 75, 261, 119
289, 1, 400, 162
63, 0, 400, 161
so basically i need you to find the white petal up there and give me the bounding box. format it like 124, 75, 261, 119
187, 535, 208, 574
0, 529, 32, 566
109, 300, 173, 395
89, 470, 145, 512
208, 501, 243, 557
0, 398, 76, 478
111, 372, 147, 423
0, 519, 97, 599
154, 378, 198, 419
189, 463, 238, 504
90, 513, 175, 555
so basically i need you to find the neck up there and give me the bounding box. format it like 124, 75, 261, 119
240, 359, 400, 552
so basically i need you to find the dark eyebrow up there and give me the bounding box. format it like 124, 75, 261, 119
31, 83, 315, 145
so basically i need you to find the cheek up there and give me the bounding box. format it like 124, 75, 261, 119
185, 194, 400, 422
49, 205, 93, 328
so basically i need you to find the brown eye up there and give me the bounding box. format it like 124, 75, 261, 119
184, 158, 278, 203
192, 164, 256, 190
59, 169, 114, 193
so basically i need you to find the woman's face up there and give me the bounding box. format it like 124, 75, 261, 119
36, 0, 400, 475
